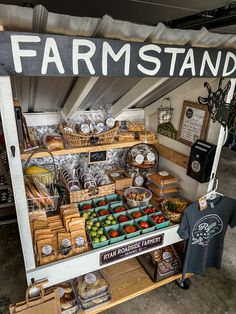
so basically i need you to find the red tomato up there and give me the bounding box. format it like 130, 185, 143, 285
98, 209, 111, 216
124, 225, 137, 233
109, 230, 119, 238
151, 214, 165, 224
118, 215, 129, 223
139, 221, 150, 229
114, 206, 126, 213
143, 206, 156, 214
97, 200, 108, 206
131, 211, 142, 219
82, 204, 93, 210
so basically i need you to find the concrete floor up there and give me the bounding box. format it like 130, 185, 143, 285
0, 147, 235, 314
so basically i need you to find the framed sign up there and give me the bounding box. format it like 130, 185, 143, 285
89, 150, 107, 163
177, 101, 210, 146
100, 234, 164, 266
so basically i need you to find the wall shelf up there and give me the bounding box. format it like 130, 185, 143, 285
20, 140, 158, 160
26, 224, 182, 287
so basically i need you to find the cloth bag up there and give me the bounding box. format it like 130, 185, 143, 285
9, 282, 61, 314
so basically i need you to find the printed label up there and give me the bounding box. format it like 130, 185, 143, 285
163, 251, 172, 260
106, 117, 115, 128
147, 152, 155, 162
57, 287, 65, 298
42, 245, 53, 255
192, 214, 223, 247
85, 273, 97, 284
191, 160, 201, 172
81, 123, 90, 134
110, 172, 120, 178
159, 171, 169, 176
62, 238, 71, 248
135, 154, 144, 164
134, 176, 144, 186
75, 236, 85, 246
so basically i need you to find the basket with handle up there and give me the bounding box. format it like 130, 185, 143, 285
59, 121, 120, 147
24, 149, 60, 212
157, 98, 173, 125
24, 149, 59, 188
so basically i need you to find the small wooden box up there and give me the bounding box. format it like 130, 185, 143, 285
108, 170, 133, 190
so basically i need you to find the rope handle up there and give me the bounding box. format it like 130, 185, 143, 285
25, 282, 46, 307
24, 149, 56, 173
159, 97, 172, 109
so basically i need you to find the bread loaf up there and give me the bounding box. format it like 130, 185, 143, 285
45, 135, 64, 150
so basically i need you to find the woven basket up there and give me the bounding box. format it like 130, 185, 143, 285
69, 183, 115, 203
59, 121, 120, 147
161, 198, 189, 223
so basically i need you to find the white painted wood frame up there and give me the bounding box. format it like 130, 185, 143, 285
0, 76, 36, 270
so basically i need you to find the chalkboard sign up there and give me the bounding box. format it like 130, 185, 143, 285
89, 151, 107, 163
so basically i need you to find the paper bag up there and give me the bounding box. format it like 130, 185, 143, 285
9, 283, 61, 314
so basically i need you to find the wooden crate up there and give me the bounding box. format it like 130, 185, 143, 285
108, 170, 133, 190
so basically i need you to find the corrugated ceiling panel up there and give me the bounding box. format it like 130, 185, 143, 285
0, 4, 33, 31
134, 77, 190, 108
79, 77, 141, 110
95, 15, 154, 42
46, 12, 100, 37
11, 76, 74, 112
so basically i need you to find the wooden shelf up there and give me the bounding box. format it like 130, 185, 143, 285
20, 140, 158, 160
78, 258, 191, 314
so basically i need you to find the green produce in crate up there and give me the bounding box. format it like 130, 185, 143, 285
165, 201, 177, 212
82, 210, 96, 220
101, 215, 117, 227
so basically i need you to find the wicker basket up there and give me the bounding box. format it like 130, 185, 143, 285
161, 198, 189, 223
59, 121, 120, 147
69, 183, 115, 203
24, 149, 59, 187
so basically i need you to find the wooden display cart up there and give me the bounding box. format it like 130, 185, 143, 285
0, 27, 235, 313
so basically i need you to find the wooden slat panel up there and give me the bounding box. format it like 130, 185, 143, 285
155, 143, 188, 169
102, 258, 141, 281
78, 258, 192, 314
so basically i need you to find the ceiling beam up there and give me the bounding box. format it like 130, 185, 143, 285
111, 77, 168, 118
62, 76, 99, 118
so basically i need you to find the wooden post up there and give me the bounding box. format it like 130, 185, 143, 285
0, 76, 35, 271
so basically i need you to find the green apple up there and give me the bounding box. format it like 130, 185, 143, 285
107, 215, 113, 221
86, 220, 93, 226
82, 212, 89, 219
105, 220, 111, 225
97, 229, 103, 235
95, 222, 100, 227
111, 220, 117, 225
100, 235, 107, 242
92, 213, 97, 218
92, 226, 98, 231
86, 225, 92, 231
90, 231, 97, 237
98, 228, 103, 232
93, 237, 100, 243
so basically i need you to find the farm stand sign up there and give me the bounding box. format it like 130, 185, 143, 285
100, 233, 164, 266
0, 32, 235, 77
